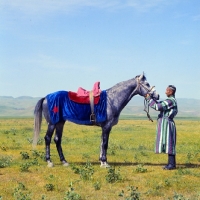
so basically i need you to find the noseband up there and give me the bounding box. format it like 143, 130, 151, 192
139, 82, 155, 95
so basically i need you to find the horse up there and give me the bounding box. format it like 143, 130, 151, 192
33, 73, 159, 168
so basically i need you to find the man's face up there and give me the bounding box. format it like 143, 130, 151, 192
165, 87, 173, 97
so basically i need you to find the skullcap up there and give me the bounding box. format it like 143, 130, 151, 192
168, 85, 176, 92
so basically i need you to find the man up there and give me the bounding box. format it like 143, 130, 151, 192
145, 85, 178, 170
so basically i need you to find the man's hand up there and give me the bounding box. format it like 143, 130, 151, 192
145, 93, 150, 98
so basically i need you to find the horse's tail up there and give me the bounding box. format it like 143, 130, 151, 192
33, 97, 45, 146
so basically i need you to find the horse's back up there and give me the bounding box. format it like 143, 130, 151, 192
43, 90, 107, 126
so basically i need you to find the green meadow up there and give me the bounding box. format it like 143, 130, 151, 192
0, 117, 200, 200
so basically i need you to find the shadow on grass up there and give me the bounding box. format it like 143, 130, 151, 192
68, 161, 200, 168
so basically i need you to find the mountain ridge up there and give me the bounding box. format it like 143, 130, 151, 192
0, 96, 199, 117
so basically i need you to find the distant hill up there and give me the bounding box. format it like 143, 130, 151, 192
0, 96, 41, 117
123, 96, 200, 118
0, 96, 199, 118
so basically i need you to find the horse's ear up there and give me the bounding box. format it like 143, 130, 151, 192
138, 72, 144, 80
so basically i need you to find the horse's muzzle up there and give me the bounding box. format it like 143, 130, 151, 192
151, 91, 159, 100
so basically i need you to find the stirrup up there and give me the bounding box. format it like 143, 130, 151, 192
90, 113, 96, 122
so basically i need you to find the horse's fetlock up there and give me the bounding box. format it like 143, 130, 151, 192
46, 157, 51, 161
100, 156, 107, 162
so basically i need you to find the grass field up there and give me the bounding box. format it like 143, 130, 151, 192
0, 117, 200, 200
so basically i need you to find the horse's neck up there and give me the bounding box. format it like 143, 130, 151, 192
107, 78, 138, 111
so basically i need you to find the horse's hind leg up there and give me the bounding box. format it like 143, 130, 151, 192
99, 125, 112, 168
44, 123, 55, 167
54, 121, 69, 166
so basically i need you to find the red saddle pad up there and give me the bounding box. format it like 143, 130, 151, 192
68, 91, 100, 104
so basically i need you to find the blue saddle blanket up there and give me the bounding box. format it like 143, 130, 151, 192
46, 90, 107, 125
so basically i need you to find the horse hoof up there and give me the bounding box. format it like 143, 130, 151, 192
100, 162, 110, 168
62, 162, 69, 167
47, 161, 54, 167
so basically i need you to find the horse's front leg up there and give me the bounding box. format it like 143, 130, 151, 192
44, 124, 55, 167
99, 126, 111, 168
54, 121, 69, 167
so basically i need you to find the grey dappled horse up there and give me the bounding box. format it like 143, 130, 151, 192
33, 73, 159, 167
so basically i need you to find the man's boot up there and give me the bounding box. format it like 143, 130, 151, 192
163, 154, 176, 170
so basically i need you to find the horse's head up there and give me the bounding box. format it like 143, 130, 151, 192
136, 73, 159, 100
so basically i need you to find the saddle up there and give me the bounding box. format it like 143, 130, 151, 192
68, 91, 100, 104
68, 82, 102, 122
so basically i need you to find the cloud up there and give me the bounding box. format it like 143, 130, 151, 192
126, 0, 174, 12
0, 0, 175, 16
0, 0, 120, 15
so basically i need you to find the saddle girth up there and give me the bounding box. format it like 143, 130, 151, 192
89, 91, 96, 123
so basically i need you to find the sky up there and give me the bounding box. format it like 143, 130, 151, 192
0, 0, 200, 99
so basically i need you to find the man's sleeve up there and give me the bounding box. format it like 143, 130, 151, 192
146, 97, 174, 111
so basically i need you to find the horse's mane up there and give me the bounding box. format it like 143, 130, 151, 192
107, 74, 147, 91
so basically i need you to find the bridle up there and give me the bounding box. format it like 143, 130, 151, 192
136, 78, 155, 122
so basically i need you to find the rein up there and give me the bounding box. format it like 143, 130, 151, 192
137, 78, 155, 122
143, 99, 153, 122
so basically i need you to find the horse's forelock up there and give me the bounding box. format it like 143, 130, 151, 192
135, 74, 147, 81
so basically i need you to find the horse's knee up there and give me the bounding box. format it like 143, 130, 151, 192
54, 135, 61, 145
44, 135, 51, 145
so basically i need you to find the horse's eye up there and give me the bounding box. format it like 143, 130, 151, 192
146, 83, 150, 87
